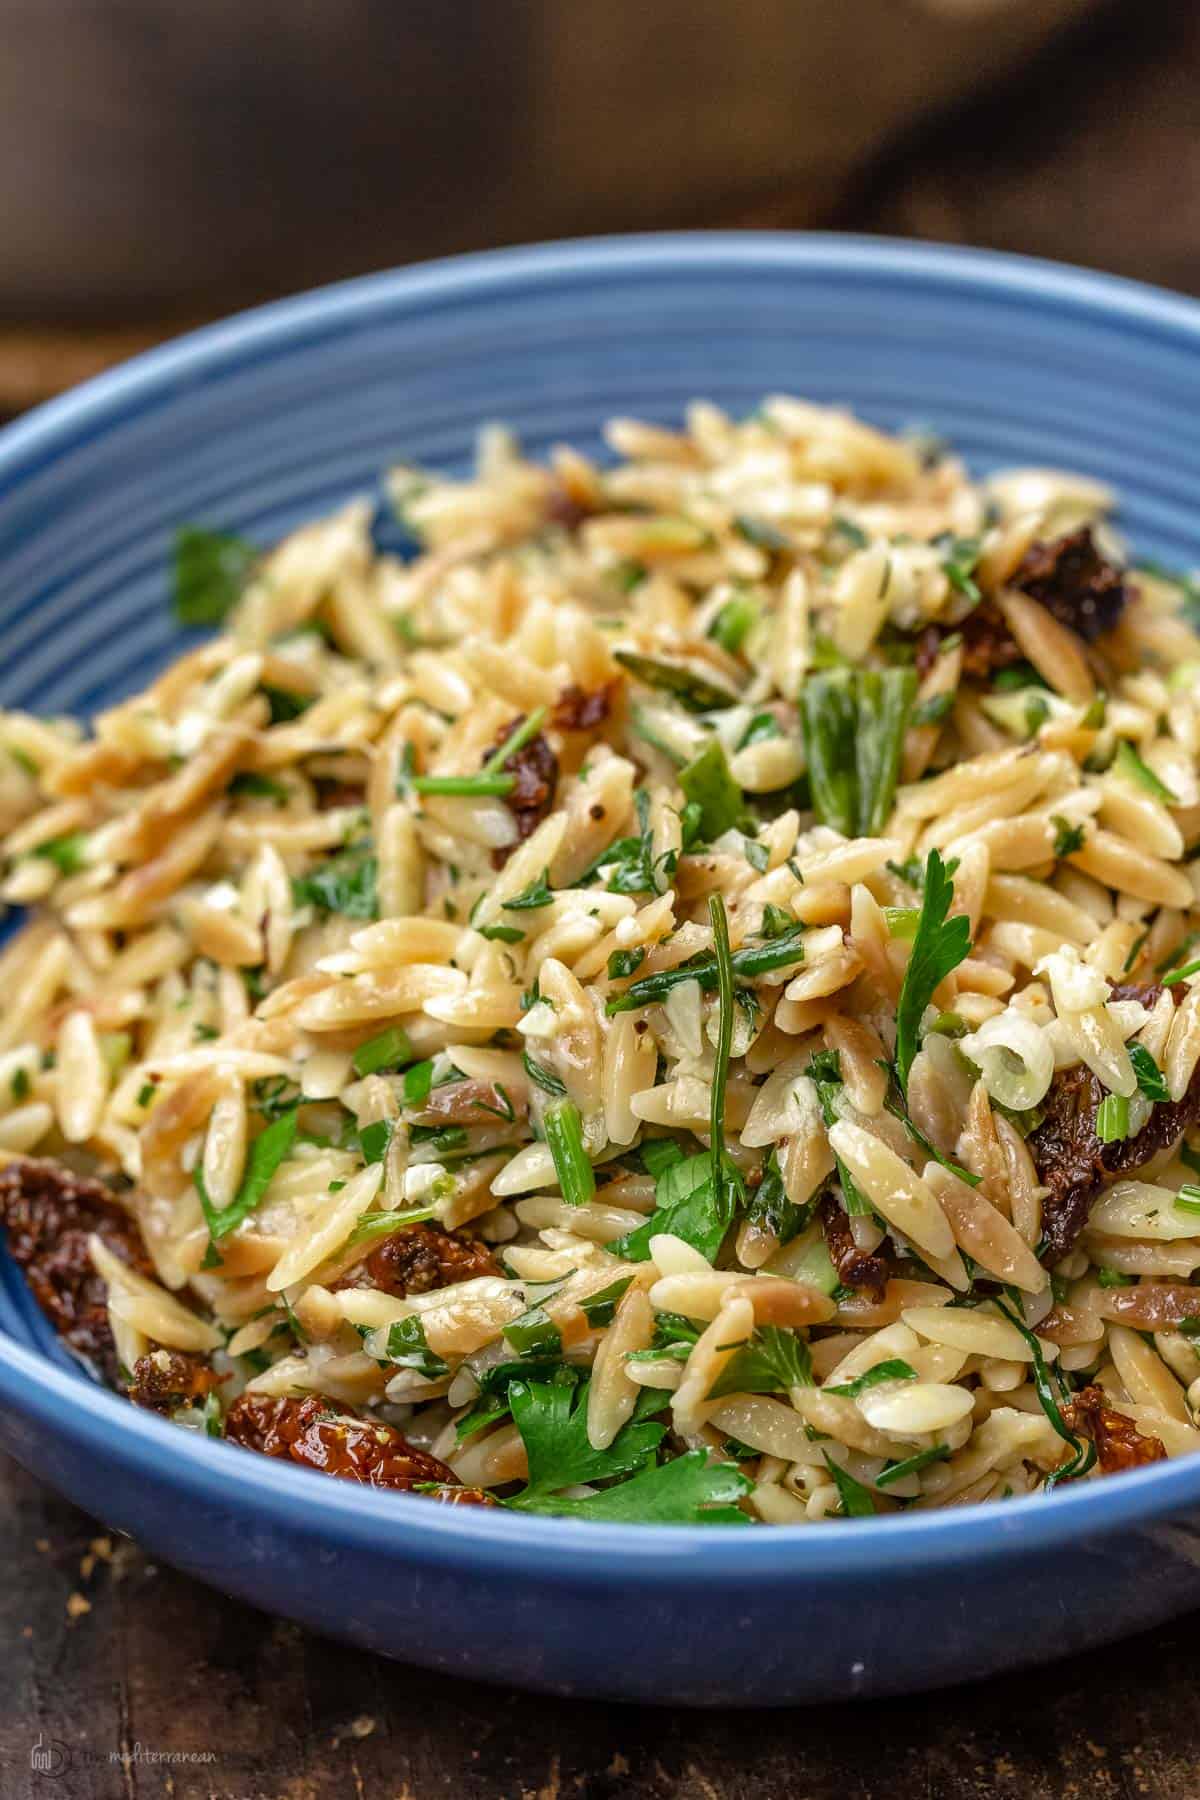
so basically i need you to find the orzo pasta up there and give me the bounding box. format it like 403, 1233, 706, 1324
4, 396, 1200, 1522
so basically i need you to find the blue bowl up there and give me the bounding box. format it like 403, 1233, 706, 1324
5, 234, 1200, 1705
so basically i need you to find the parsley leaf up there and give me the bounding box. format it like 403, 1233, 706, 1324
292, 844, 379, 919
173, 525, 257, 626
194, 1107, 298, 1253
893, 848, 971, 1092
707, 1325, 814, 1398
506, 1371, 665, 1504
521, 1450, 751, 1524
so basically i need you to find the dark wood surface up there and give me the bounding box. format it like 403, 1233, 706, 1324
6, 4, 1200, 1794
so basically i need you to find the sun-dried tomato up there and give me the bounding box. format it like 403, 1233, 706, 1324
552, 683, 616, 732
0, 1158, 153, 1380
1108, 979, 1176, 1009
486, 714, 558, 864
339, 1221, 497, 1298
957, 603, 1025, 681
819, 1192, 891, 1301
128, 1347, 220, 1413
1062, 1384, 1166, 1473
1013, 527, 1128, 643
223, 1392, 493, 1499
1029, 1063, 1200, 1262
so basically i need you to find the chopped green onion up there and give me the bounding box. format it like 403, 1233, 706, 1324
679, 739, 743, 840
1113, 740, 1178, 805
1095, 1093, 1130, 1143
1174, 1185, 1200, 1216
352, 1026, 414, 1080
709, 591, 760, 653
1164, 958, 1200, 987
544, 1100, 595, 1207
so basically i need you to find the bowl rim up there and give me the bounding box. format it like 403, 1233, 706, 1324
4, 228, 1200, 1573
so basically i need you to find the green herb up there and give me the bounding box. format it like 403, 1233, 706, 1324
884, 907, 920, 941
738, 711, 782, 750
343, 1205, 438, 1250
893, 848, 971, 1093
292, 845, 378, 919
639, 1138, 686, 1179
613, 650, 738, 713
1095, 1093, 1130, 1143
385, 1316, 449, 1382
1163, 958, 1200, 988
626, 1311, 702, 1364
831, 515, 869, 550
410, 770, 516, 798
1051, 816, 1086, 858
30, 832, 87, 874
706, 893, 742, 1224
1096, 1267, 1135, 1289
605, 921, 806, 1014
1113, 740, 1178, 805
1173, 1185, 1200, 1216
583, 789, 661, 896
522, 1051, 566, 1098
411, 707, 550, 799
409, 1123, 467, 1153
808, 1049, 874, 1218
742, 836, 769, 872
503, 869, 555, 910
995, 1294, 1095, 1488
855, 667, 918, 835
733, 516, 789, 553
544, 1100, 595, 1207
614, 1151, 729, 1264
607, 947, 646, 980
173, 524, 257, 626
910, 691, 955, 728
516, 1450, 752, 1524
799, 669, 857, 836
822, 1453, 876, 1518
230, 772, 290, 807
471, 1083, 516, 1124
505, 1372, 749, 1522
580, 1277, 633, 1329
825, 1358, 917, 1398
1129, 1043, 1169, 1104
800, 668, 915, 838
709, 590, 760, 653
935, 534, 983, 604
262, 684, 313, 724
478, 922, 525, 943
201, 1390, 225, 1438
707, 1325, 814, 1399
10, 1067, 30, 1103
504, 1302, 563, 1359
876, 1444, 951, 1488
744, 1149, 812, 1245
679, 739, 743, 840
194, 1107, 298, 1250
506, 1371, 664, 1501
402, 1060, 435, 1105
359, 1119, 394, 1165
612, 560, 647, 594
352, 1026, 414, 1079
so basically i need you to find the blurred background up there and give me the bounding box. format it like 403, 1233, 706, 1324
0, 0, 1194, 414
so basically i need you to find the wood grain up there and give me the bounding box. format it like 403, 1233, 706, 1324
3, 1446, 1200, 1800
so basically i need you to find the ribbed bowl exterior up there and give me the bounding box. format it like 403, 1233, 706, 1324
3, 236, 1200, 1703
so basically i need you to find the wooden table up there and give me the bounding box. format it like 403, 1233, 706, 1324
5, 4, 1200, 1794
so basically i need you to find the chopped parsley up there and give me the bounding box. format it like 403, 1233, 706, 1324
893, 848, 972, 1093
173, 524, 257, 626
